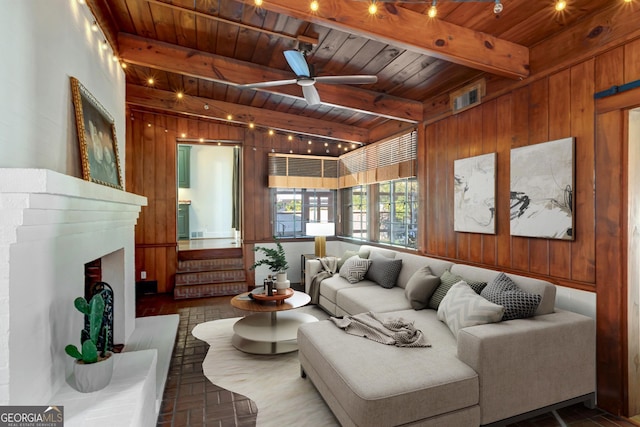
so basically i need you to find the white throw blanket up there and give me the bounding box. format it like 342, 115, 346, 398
330, 312, 430, 347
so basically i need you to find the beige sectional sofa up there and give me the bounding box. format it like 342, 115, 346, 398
299, 245, 596, 427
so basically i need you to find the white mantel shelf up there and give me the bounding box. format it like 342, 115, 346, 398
0, 168, 146, 207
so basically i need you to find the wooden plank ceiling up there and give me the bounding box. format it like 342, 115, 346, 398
91, 0, 614, 146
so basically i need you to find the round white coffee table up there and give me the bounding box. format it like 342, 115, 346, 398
230, 289, 317, 354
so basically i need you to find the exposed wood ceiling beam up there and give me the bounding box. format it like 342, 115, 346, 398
242, 0, 530, 80
126, 84, 370, 143
118, 34, 422, 123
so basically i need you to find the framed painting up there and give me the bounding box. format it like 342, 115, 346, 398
454, 152, 496, 234
510, 137, 574, 240
70, 76, 122, 189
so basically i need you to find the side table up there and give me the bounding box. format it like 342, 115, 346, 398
230, 290, 317, 354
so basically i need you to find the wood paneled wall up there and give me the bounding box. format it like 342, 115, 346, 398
420, 66, 596, 288
125, 111, 337, 293
419, 37, 640, 416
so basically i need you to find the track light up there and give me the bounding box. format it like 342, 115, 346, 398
493, 0, 503, 14
254, 0, 263, 5
310, 0, 319, 12
555, 0, 567, 11
427, 0, 437, 18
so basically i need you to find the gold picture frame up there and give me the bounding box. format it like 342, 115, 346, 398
70, 76, 123, 189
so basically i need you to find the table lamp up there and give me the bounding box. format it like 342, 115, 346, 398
306, 222, 335, 258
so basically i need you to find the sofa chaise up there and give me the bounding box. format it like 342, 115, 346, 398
298, 245, 596, 426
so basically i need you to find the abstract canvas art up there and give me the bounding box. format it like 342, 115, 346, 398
454, 153, 496, 234
510, 137, 574, 240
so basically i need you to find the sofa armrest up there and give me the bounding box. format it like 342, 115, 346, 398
456, 310, 595, 425
304, 259, 323, 294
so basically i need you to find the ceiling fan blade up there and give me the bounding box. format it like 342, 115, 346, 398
238, 79, 298, 89
302, 85, 321, 105
284, 50, 311, 77
314, 75, 378, 85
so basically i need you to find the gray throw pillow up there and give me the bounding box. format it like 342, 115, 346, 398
404, 266, 441, 310
481, 272, 541, 320
365, 252, 403, 289
437, 281, 505, 337
428, 271, 463, 310
428, 270, 487, 310
339, 256, 372, 284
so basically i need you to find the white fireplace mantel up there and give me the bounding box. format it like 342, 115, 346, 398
0, 168, 147, 405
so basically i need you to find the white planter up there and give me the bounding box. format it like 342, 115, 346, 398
275, 272, 290, 291
74, 352, 114, 393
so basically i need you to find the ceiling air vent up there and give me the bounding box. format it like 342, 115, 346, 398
450, 79, 486, 114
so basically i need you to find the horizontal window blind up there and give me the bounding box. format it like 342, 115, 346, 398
268, 153, 338, 189
268, 130, 417, 189
338, 130, 417, 188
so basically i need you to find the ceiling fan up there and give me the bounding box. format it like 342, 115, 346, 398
238, 44, 378, 106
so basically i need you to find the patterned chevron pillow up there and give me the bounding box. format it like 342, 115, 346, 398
339, 256, 373, 284
437, 281, 505, 337
481, 272, 541, 320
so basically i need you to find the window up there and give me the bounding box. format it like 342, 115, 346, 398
339, 178, 417, 249
341, 185, 368, 240
272, 188, 335, 237
388, 178, 418, 248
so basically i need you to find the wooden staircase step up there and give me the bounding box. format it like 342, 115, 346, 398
177, 258, 244, 273
173, 282, 248, 299
178, 247, 242, 261
175, 269, 246, 286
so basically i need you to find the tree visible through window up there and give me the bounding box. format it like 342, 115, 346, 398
272, 188, 335, 238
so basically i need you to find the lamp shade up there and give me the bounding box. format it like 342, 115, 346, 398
306, 222, 335, 237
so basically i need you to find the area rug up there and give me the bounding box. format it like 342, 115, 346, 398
192, 306, 339, 426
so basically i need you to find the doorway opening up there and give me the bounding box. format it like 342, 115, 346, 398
176, 142, 242, 251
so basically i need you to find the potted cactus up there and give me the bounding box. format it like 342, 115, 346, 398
65, 294, 113, 393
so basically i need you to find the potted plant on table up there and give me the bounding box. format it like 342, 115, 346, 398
250, 237, 290, 290
65, 293, 113, 393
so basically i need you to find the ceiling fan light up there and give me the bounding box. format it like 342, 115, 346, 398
493, 0, 503, 14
